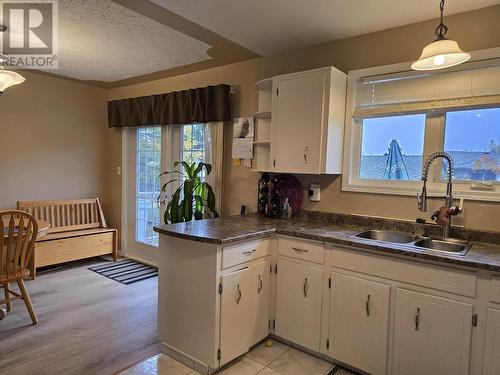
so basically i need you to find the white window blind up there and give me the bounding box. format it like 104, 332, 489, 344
353, 61, 500, 119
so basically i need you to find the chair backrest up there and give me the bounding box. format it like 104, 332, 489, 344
1, 210, 38, 281
17, 198, 107, 234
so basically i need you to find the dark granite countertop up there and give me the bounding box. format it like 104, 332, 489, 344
154, 213, 500, 272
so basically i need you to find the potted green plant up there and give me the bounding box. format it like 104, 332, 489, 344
159, 161, 219, 224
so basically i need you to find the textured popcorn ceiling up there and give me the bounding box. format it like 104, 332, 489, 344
55, 0, 211, 82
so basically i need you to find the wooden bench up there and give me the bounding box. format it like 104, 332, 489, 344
17, 198, 118, 278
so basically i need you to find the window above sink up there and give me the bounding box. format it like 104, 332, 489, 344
343, 49, 500, 202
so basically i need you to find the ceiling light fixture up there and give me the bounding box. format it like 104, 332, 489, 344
411, 0, 471, 71
0, 24, 25, 95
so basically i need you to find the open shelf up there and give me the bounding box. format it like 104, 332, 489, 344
254, 111, 272, 120
255, 78, 273, 91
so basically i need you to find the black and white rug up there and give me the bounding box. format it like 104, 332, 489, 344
89, 259, 158, 285
328, 365, 361, 375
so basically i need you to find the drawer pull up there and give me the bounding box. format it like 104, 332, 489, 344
365, 295, 371, 317
236, 284, 242, 305
292, 247, 309, 254
243, 249, 257, 255
257, 275, 263, 294
303, 278, 308, 297
415, 307, 420, 331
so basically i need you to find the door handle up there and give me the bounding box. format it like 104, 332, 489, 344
303, 278, 308, 297
415, 307, 420, 331
304, 147, 308, 163
236, 284, 242, 305
243, 249, 256, 255
365, 294, 371, 317
257, 275, 263, 294
291, 247, 309, 253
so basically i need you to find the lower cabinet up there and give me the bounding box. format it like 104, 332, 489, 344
219, 267, 251, 365
483, 308, 500, 375
249, 258, 271, 344
329, 272, 390, 375
275, 257, 323, 351
392, 288, 473, 375
219, 258, 271, 366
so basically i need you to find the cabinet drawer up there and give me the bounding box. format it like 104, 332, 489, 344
278, 237, 324, 264
222, 239, 270, 269
330, 246, 477, 297
35, 232, 114, 267
490, 275, 500, 304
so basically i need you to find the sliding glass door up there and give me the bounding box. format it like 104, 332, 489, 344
125, 127, 166, 266
123, 124, 208, 266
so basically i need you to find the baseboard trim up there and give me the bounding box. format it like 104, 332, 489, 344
160, 342, 213, 375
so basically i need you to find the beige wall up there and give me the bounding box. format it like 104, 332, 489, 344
0, 72, 108, 215
106, 5, 500, 233
3, 5, 500, 238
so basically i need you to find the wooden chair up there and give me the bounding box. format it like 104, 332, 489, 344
0, 210, 38, 324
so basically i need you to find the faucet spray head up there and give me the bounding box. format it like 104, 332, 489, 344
418, 185, 427, 212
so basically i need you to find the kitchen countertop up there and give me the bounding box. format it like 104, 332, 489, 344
154, 214, 500, 272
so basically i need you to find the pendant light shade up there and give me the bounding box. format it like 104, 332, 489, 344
0, 66, 25, 94
411, 39, 471, 71
412, 0, 470, 71
0, 25, 26, 94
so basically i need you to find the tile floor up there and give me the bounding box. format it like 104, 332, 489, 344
119, 340, 336, 375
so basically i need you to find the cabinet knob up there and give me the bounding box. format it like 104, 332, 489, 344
415, 307, 420, 331
257, 275, 263, 294
236, 284, 242, 305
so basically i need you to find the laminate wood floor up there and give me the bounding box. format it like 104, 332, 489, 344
0, 258, 160, 375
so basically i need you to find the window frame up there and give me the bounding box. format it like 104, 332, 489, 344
179, 123, 207, 167
342, 49, 500, 202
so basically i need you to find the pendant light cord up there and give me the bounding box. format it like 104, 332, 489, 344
434, 0, 448, 39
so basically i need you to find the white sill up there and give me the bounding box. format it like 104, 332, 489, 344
342, 181, 500, 203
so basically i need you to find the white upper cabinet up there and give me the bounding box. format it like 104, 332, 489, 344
329, 272, 390, 375
392, 288, 473, 375
269, 67, 347, 174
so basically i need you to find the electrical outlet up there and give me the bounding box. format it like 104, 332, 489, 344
309, 184, 320, 201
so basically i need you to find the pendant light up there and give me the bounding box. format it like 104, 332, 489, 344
0, 25, 25, 95
411, 0, 471, 71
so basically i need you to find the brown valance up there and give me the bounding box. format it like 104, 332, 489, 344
107, 84, 232, 128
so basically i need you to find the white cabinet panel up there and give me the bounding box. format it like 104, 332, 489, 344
249, 258, 271, 345
330, 272, 390, 375
483, 308, 500, 375
392, 288, 473, 375
271, 70, 326, 174
219, 268, 250, 366
275, 257, 323, 351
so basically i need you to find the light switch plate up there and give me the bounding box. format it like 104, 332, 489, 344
309, 184, 320, 201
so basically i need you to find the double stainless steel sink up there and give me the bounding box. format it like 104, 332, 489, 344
351, 230, 472, 256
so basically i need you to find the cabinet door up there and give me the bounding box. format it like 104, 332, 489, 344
271, 70, 327, 174
249, 258, 271, 345
392, 288, 473, 375
330, 272, 390, 375
219, 268, 250, 366
483, 308, 500, 375
275, 257, 323, 351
